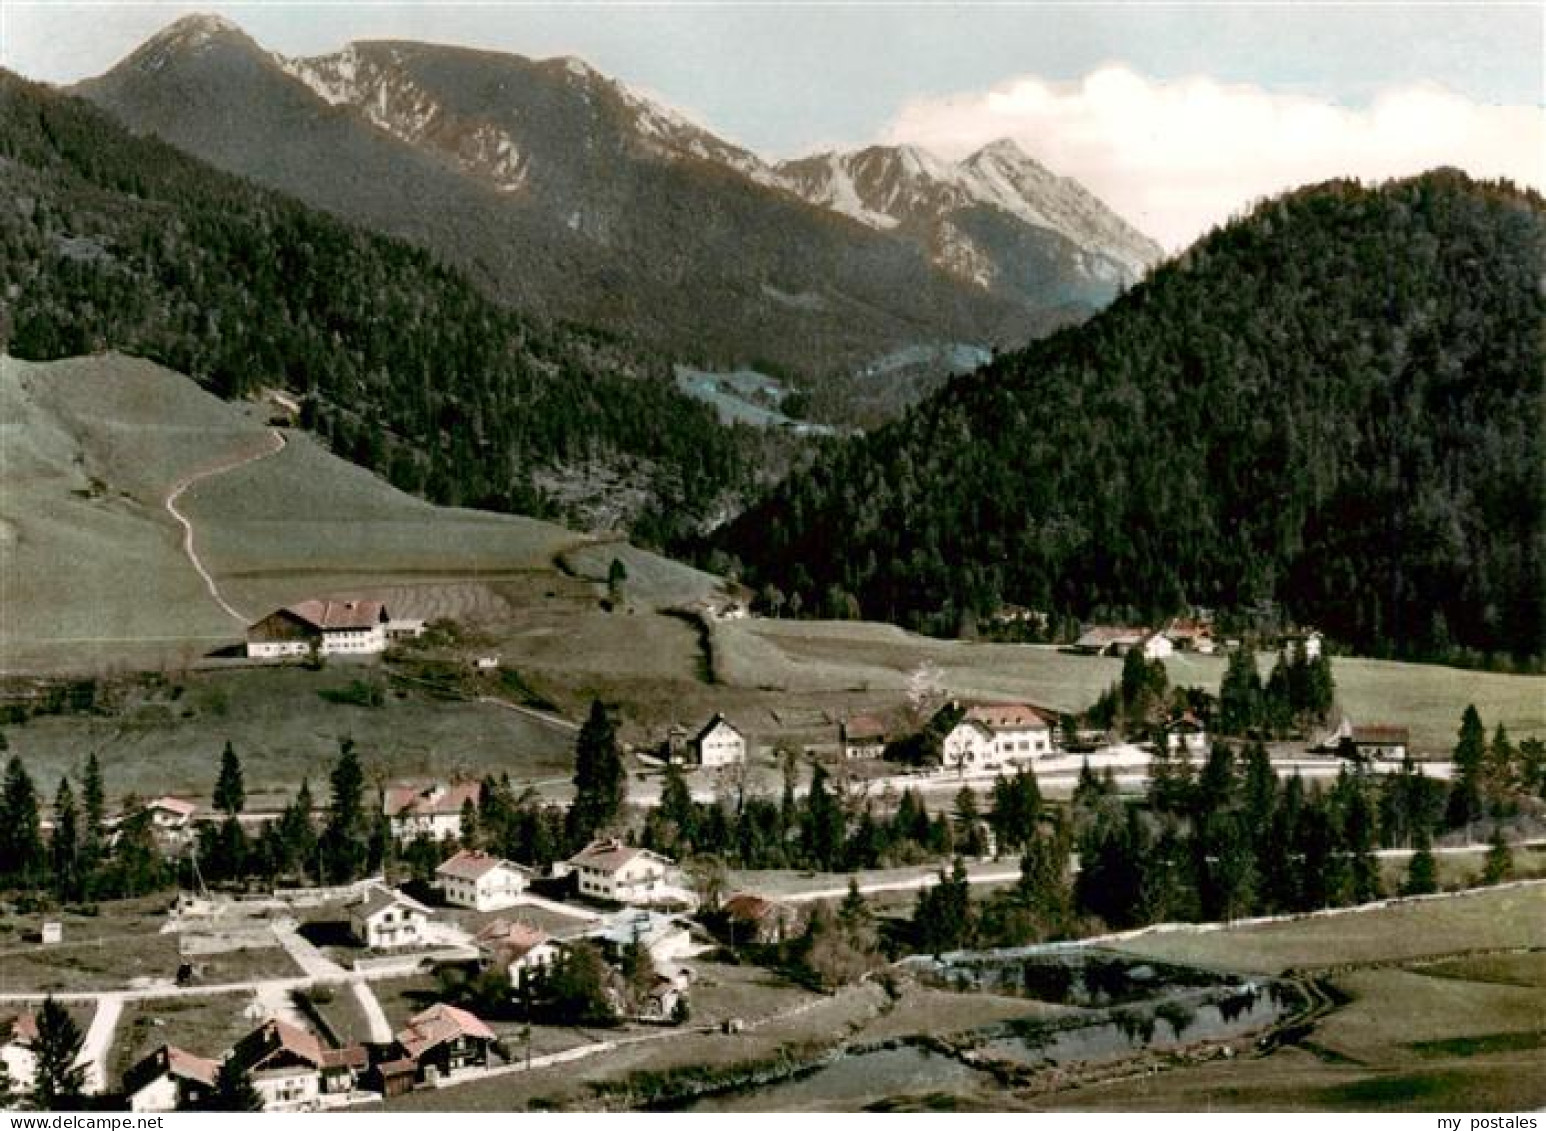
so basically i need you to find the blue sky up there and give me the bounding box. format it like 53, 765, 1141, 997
7, 2, 1540, 246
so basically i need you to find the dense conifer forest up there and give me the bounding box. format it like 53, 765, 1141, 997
712, 171, 1545, 666
0, 72, 774, 542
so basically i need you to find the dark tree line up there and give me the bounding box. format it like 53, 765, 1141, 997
713, 171, 1546, 667
0, 73, 786, 546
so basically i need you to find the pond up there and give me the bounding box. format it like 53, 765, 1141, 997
681, 946, 1297, 1112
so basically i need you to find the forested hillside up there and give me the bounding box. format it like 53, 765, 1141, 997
713, 171, 1545, 666
0, 71, 775, 542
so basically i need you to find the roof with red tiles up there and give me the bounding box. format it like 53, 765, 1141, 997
396, 1004, 496, 1060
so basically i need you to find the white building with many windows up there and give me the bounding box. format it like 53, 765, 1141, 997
690, 714, 746, 768
567, 838, 674, 904
348, 886, 431, 950
938, 702, 1056, 772
436, 850, 533, 911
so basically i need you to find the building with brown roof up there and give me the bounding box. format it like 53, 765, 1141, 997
123, 1044, 219, 1113
382, 780, 482, 843
567, 838, 675, 904
435, 850, 533, 911
473, 919, 561, 980
226, 1019, 329, 1111
1, 1011, 38, 1092
392, 1004, 496, 1084
719, 893, 805, 945
938, 701, 1056, 771
839, 714, 889, 760
246, 599, 392, 659
691, 713, 747, 768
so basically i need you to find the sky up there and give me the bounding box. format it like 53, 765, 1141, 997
4, 2, 1541, 248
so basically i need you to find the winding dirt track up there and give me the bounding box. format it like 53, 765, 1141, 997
163, 428, 286, 624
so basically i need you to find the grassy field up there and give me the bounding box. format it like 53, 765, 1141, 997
711, 619, 1545, 755
1042, 889, 1546, 1112
1109, 883, 1546, 974
109, 993, 258, 1082
4, 662, 577, 802
1, 353, 723, 675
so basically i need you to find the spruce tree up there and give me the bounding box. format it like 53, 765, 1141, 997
52, 779, 80, 901
29, 998, 86, 1111
213, 741, 245, 817
1401, 829, 1439, 896
1446, 705, 1487, 833
0, 756, 43, 885
80, 753, 106, 876
321, 741, 369, 882
1483, 827, 1514, 885
567, 700, 626, 847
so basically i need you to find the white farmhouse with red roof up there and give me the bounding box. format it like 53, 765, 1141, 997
939, 701, 1056, 772
246, 599, 422, 659
382, 780, 482, 842
435, 850, 533, 911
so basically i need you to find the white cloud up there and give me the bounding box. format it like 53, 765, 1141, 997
881, 66, 1545, 251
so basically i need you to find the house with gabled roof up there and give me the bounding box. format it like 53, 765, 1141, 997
391, 1004, 497, 1084
838, 714, 888, 760
347, 885, 431, 950
1164, 712, 1209, 756
937, 701, 1056, 771
691, 713, 746, 768
567, 838, 674, 904
225, 1020, 329, 1111
436, 850, 533, 911
123, 1044, 219, 1112
719, 893, 805, 945
382, 780, 482, 843
0, 1011, 38, 1093
1069, 625, 1148, 656
246, 599, 393, 659
473, 919, 561, 982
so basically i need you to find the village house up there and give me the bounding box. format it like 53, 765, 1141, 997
567, 838, 675, 904
122, 1044, 219, 1113
139, 796, 198, 851
838, 715, 888, 760
691, 713, 747, 768
938, 702, 1056, 772
347, 886, 432, 950
1163, 617, 1217, 654
0, 1011, 37, 1093
473, 919, 561, 984
1069, 625, 1149, 656
436, 850, 533, 912
1138, 630, 1175, 660
1338, 722, 1410, 762
391, 1004, 497, 1085
382, 780, 482, 843
637, 975, 685, 1022
245, 599, 394, 659
1165, 713, 1209, 757
718, 893, 805, 945
225, 1020, 330, 1112
589, 909, 694, 969
1280, 629, 1325, 660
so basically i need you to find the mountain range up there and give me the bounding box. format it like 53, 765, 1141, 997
75, 14, 1161, 402
711, 171, 1546, 665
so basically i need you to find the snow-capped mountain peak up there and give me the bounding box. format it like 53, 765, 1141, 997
772, 138, 1161, 291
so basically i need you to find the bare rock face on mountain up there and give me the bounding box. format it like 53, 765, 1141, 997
775, 141, 1161, 308
78, 15, 1160, 394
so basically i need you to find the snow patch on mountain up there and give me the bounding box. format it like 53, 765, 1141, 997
773, 138, 1161, 288
278, 46, 527, 191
